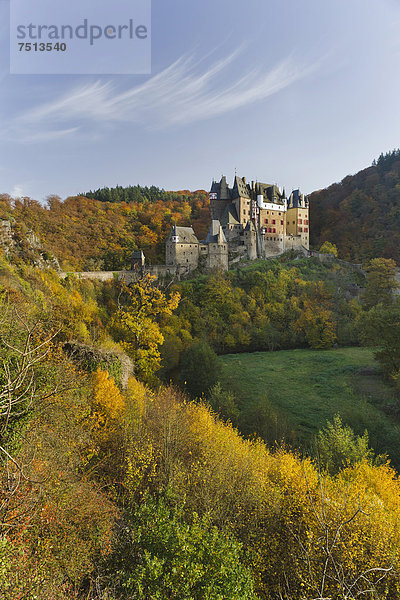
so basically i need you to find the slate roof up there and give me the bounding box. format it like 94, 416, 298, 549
288, 189, 308, 209
170, 226, 199, 244
232, 176, 251, 199
221, 203, 240, 226
255, 182, 285, 204
206, 220, 227, 244
210, 176, 231, 200
244, 220, 256, 232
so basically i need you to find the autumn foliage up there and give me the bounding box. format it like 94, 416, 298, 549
0, 186, 210, 270
1, 207, 400, 598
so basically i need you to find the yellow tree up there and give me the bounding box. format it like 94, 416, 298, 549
319, 241, 338, 257
112, 274, 180, 381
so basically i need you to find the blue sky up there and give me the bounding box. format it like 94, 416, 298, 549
2, 0, 400, 201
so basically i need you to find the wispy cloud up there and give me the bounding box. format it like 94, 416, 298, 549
6, 49, 320, 142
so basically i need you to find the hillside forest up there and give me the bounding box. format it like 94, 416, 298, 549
1, 154, 400, 599
310, 149, 400, 263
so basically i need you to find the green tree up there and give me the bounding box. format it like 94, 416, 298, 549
315, 414, 374, 474
207, 382, 239, 423
360, 301, 400, 384
108, 497, 257, 600
179, 341, 218, 398
362, 257, 399, 309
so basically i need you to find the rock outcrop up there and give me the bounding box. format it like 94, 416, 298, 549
0, 218, 60, 270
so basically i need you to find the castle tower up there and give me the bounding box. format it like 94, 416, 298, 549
209, 176, 232, 222
243, 220, 257, 260
286, 190, 309, 249
131, 249, 145, 272
205, 220, 229, 271
166, 225, 200, 271
231, 176, 252, 226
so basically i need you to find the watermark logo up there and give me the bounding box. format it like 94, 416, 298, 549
10, 0, 151, 74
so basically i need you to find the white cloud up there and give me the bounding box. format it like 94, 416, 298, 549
6, 49, 320, 141
10, 184, 24, 198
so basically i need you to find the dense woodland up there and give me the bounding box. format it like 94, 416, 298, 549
0, 188, 210, 270
1, 156, 400, 598
310, 149, 400, 263
1, 233, 400, 598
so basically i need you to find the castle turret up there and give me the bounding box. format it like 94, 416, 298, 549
232, 176, 251, 226
286, 189, 309, 249
205, 220, 228, 271
131, 250, 146, 273
210, 176, 232, 221
243, 220, 257, 260
171, 224, 179, 243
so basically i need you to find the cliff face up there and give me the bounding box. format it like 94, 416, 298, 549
0, 220, 14, 255
0, 218, 60, 270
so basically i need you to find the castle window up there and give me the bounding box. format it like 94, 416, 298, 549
299, 227, 302, 232
298, 219, 302, 224
265, 219, 268, 224
281, 220, 284, 225
272, 219, 276, 224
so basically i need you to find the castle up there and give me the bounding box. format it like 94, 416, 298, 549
133, 175, 309, 277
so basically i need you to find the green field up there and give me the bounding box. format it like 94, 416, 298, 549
218, 347, 400, 466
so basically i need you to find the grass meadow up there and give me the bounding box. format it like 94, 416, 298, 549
218, 347, 400, 466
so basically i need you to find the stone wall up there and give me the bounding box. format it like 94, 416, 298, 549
262, 238, 284, 257
59, 270, 121, 281
60, 266, 193, 283
166, 240, 199, 270
206, 243, 229, 271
